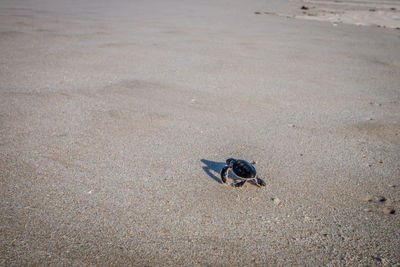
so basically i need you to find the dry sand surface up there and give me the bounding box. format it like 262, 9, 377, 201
1, 0, 400, 265
295, 0, 400, 29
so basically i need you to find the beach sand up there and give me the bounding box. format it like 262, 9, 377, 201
1, 0, 399, 265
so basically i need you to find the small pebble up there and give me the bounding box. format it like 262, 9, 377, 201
377, 196, 386, 202
271, 197, 281, 205
372, 256, 382, 262
361, 194, 374, 201
383, 207, 395, 214
361, 195, 386, 202
369, 102, 382, 106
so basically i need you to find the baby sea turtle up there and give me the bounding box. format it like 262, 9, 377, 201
221, 158, 266, 187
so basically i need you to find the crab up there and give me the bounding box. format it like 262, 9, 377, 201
221, 158, 266, 187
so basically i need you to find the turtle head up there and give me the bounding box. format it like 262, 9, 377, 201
226, 158, 235, 166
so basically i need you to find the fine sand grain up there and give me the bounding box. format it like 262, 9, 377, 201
1, 0, 399, 265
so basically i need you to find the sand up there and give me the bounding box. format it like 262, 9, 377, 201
1, 0, 399, 265
296, 0, 400, 29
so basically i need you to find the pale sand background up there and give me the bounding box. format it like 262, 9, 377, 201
1, 0, 399, 265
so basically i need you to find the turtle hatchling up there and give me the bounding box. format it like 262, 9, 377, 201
221, 158, 266, 187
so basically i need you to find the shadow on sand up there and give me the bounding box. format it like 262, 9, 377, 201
200, 159, 227, 184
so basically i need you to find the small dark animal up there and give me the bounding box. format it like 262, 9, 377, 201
221, 158, 266, 187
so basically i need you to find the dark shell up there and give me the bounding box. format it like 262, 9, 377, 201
232, 159, 256, 178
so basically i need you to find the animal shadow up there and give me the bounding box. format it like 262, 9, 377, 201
201, 159, 226, 184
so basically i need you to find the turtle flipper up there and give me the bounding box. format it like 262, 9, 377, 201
233, 180, 246, 187
220, 166, 229, 183
256, 177, 266, 187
